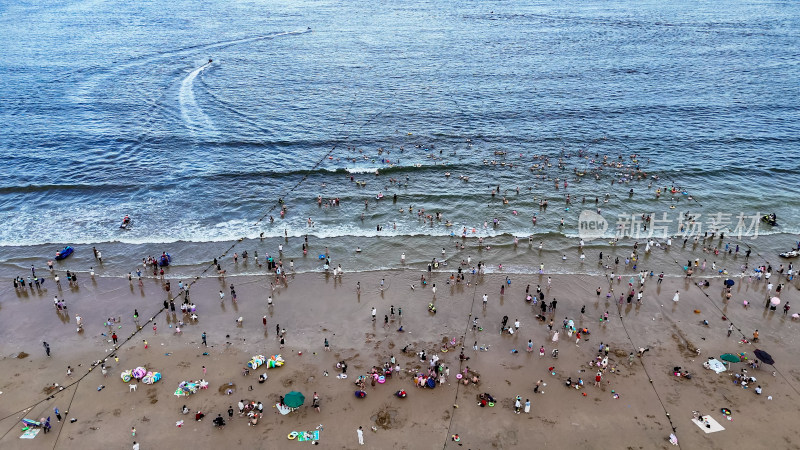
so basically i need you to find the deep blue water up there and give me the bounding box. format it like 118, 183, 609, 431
1, 0, 799, 275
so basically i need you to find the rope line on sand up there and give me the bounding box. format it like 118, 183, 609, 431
610, 283, 681, 447
441, 272, 480, 449
50, 378, 81, 450
0, 296, 173, 431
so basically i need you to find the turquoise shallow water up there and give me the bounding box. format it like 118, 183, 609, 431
1, 0, 798, 276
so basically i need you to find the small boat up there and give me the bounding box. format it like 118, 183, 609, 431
55, 246, 74, 260
779, 249, 799, 258
120, 215, 132, 229
159, 253, 172, 267
761, 213, 778, 226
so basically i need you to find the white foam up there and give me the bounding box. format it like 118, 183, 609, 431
345, 167, 381, 174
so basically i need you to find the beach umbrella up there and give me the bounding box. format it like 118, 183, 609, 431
720, 354, 740, 363
771, 297, 781, 306
724, 279, 735, 287
284, 391, 305, 408
754, 349, 775, 366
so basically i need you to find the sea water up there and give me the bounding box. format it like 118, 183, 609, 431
1, 0, 798, 277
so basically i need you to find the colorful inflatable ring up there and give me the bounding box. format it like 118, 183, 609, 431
441, 349, 448, 352
456, 374, 463, 379
378, 376, 385, 384
288, 432, 298, 439
488, 402, 495, 407
721, 408, 731, 415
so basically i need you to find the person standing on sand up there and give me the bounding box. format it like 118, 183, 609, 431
357, 426, 364, 445
324, 338, 330, 351
371, 307, 377, 322
132, 442, 139, 450
43, 341, 50, 357
673, 291, 680, 302
201, 332, 207, 347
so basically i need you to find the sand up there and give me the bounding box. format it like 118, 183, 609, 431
1, 266, 799, 449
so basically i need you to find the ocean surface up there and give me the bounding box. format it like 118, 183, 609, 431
1, 0, 799, 278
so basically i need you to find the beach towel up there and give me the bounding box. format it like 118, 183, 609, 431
295, 430, 320, 441
692, 415, 725, 433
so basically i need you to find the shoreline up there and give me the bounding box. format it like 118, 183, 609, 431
2, 229, 796, 281
1, 267, 798, 449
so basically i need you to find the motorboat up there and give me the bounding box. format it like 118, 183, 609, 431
761, 213, 778, 226
120, 215, 132, 229
55, 246, 74, 260
779, 249, 799, 258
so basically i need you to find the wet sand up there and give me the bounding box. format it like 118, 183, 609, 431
1, 268, 799, 449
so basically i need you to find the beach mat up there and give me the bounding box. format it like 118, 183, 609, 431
20, 428, 40, 439
692, 415, 725, 433
295, 430, 320, 441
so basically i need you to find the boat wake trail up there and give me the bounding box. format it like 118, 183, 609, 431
176, 29, 310, 138
179, 61, 216, 136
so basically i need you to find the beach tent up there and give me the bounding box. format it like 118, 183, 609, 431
703, 359, 726, 373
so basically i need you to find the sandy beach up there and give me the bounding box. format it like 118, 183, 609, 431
1, 259, 799, 449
